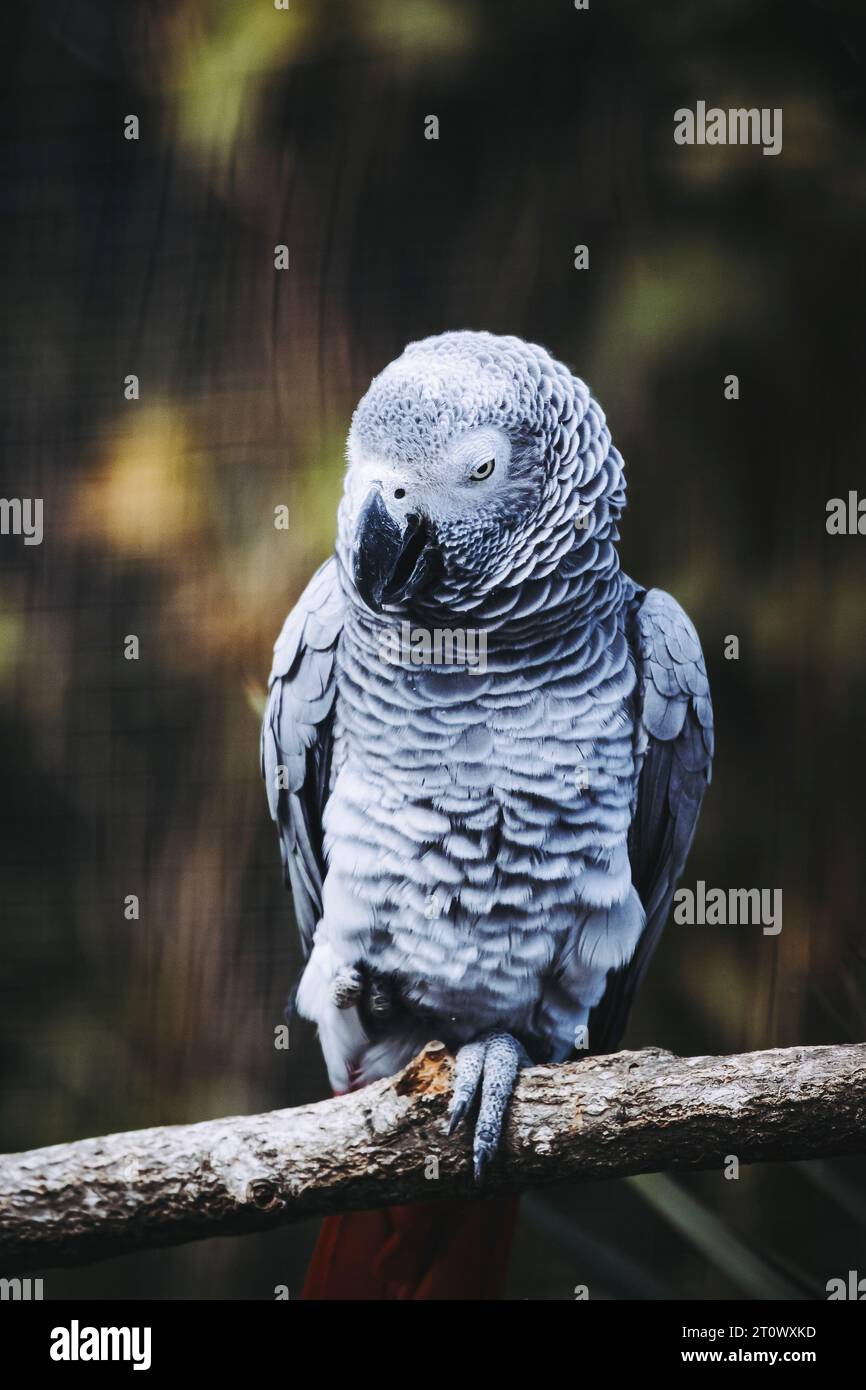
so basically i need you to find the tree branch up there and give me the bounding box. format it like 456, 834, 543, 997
2, 1041, 865, 1272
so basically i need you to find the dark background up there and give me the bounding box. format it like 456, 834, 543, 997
1, 0, 865, 1299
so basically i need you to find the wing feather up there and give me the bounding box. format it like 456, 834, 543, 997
260, 557, 343, 958
588, 586, 713, 1053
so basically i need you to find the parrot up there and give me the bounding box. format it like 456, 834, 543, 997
261, 330, 713, 1299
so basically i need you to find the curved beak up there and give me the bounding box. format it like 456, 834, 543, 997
352, 490, 438, 612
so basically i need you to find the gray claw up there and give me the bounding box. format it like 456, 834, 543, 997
474, 1148, 493, 1183
447, 1099, 468, 1135
448, 1032, 527, 1182
445, 1037, 487, 1135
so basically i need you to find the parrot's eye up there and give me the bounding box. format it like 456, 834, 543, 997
468, 458, 496, 482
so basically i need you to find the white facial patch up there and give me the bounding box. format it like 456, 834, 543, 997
449, 426, 512, 485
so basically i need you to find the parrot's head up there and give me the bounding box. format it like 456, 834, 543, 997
340, 330, 626, 615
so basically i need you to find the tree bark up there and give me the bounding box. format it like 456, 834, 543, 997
1, 1041, 864, 1272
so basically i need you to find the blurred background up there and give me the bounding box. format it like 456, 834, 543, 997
1, 0, 865, 1299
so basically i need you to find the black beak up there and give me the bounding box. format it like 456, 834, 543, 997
352, 490, 437, 612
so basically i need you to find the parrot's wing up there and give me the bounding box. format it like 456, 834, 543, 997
588, 586, 714, 1054
260, 556, 344, 958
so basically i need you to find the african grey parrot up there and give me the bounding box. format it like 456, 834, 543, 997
262, 330, 713, 1180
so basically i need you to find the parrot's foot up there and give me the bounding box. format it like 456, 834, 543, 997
331, 963, 396, 1021
446, 1032, 529, 1182
331, 965, 363, 1009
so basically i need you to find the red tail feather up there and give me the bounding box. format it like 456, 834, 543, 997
302, 1197, 519, 1300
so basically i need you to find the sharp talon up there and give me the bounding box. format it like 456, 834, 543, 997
474, 1148, 492, 1183
473, 1134, 498, 1184
447, 1037, 486, 1145
447, 1100, 468, 1135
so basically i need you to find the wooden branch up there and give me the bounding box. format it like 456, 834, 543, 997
1, 1041, 864, 1272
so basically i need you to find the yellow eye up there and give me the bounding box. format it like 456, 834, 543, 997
469, 457, 496, 482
